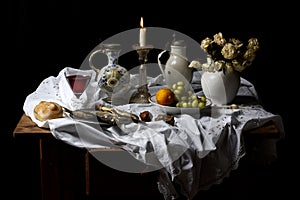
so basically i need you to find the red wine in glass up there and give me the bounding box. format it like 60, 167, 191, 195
66, 74, 91, 98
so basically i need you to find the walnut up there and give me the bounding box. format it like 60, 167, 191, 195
139, 111, 152, 122
155, 114, 175, 126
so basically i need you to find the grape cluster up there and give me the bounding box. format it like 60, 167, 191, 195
170, 81, 207, 109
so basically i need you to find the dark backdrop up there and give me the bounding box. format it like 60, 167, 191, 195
2, 0, 297, 199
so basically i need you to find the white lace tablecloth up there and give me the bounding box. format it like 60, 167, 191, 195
23, 67, 285, 200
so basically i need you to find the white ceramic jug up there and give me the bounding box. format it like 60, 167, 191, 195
157, 40, 193, 88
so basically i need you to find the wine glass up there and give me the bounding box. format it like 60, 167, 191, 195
64, 68, 92, 98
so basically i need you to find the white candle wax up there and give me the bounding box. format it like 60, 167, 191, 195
139, 17, 146, 47
139, 27, 146, 47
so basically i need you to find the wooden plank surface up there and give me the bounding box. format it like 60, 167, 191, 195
13, 114, 51, 137
14, 113, 281, 137
244, 121, 281, 138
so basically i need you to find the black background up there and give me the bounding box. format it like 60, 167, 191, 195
2, 0, 298, 199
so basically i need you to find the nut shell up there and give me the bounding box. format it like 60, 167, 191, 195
139, 111, 152, 122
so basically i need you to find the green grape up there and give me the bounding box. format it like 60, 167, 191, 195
187, 91, 193, 96
199, 101, 206, 109
169, 81, 208, 109
191, 95, 197, 100
177, 81, 185, 86
172, 83, 177, 90
177, 86, 184, 91
199, 96, 206, 102
182, 102, 188, 108
181, 96, 187, 101
192, 99, 198, 108
173, 89, 182, 95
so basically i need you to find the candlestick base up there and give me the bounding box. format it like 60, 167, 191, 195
129, 84, 151, 104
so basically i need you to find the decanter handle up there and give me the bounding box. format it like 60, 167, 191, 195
88, 49, 104, 74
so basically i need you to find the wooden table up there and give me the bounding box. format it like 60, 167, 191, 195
13, 114, 164, 200
13, 113, 282, 200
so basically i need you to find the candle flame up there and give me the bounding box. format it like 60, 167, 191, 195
140, 17, 144, 28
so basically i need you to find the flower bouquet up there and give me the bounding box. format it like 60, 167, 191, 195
189, 32, 260, 73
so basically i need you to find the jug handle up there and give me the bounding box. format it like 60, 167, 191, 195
88, 49, 104, 74
157, 50, 168, 80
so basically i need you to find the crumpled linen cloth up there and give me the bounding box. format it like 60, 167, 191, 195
23, 68, 285, 200
23, 67, 100, 127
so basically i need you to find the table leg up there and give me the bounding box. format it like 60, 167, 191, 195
39, 137, 86, 200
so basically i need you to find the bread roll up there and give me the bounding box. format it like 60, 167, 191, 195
34, 101, 63, 121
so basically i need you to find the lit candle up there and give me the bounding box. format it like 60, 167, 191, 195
139, 17, 146, 47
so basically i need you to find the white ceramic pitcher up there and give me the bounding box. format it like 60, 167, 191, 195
157, 40, 193, 88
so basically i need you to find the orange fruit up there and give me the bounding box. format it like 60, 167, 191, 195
156, 88, 175, 106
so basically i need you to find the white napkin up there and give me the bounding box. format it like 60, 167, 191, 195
58, 67, 100, 110
23, 67, 100, 128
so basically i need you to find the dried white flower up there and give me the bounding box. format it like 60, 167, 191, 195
188, 60, 202, 69
221, 43, 238, 60
196, 32, 260, 73
200, 37, 213, 52
213, 32, 226, 46
248, 38, 260, 51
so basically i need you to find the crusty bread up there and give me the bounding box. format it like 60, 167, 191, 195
34, 101, 63, 121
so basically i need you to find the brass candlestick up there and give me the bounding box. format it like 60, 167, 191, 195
130, 44, 153, 104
